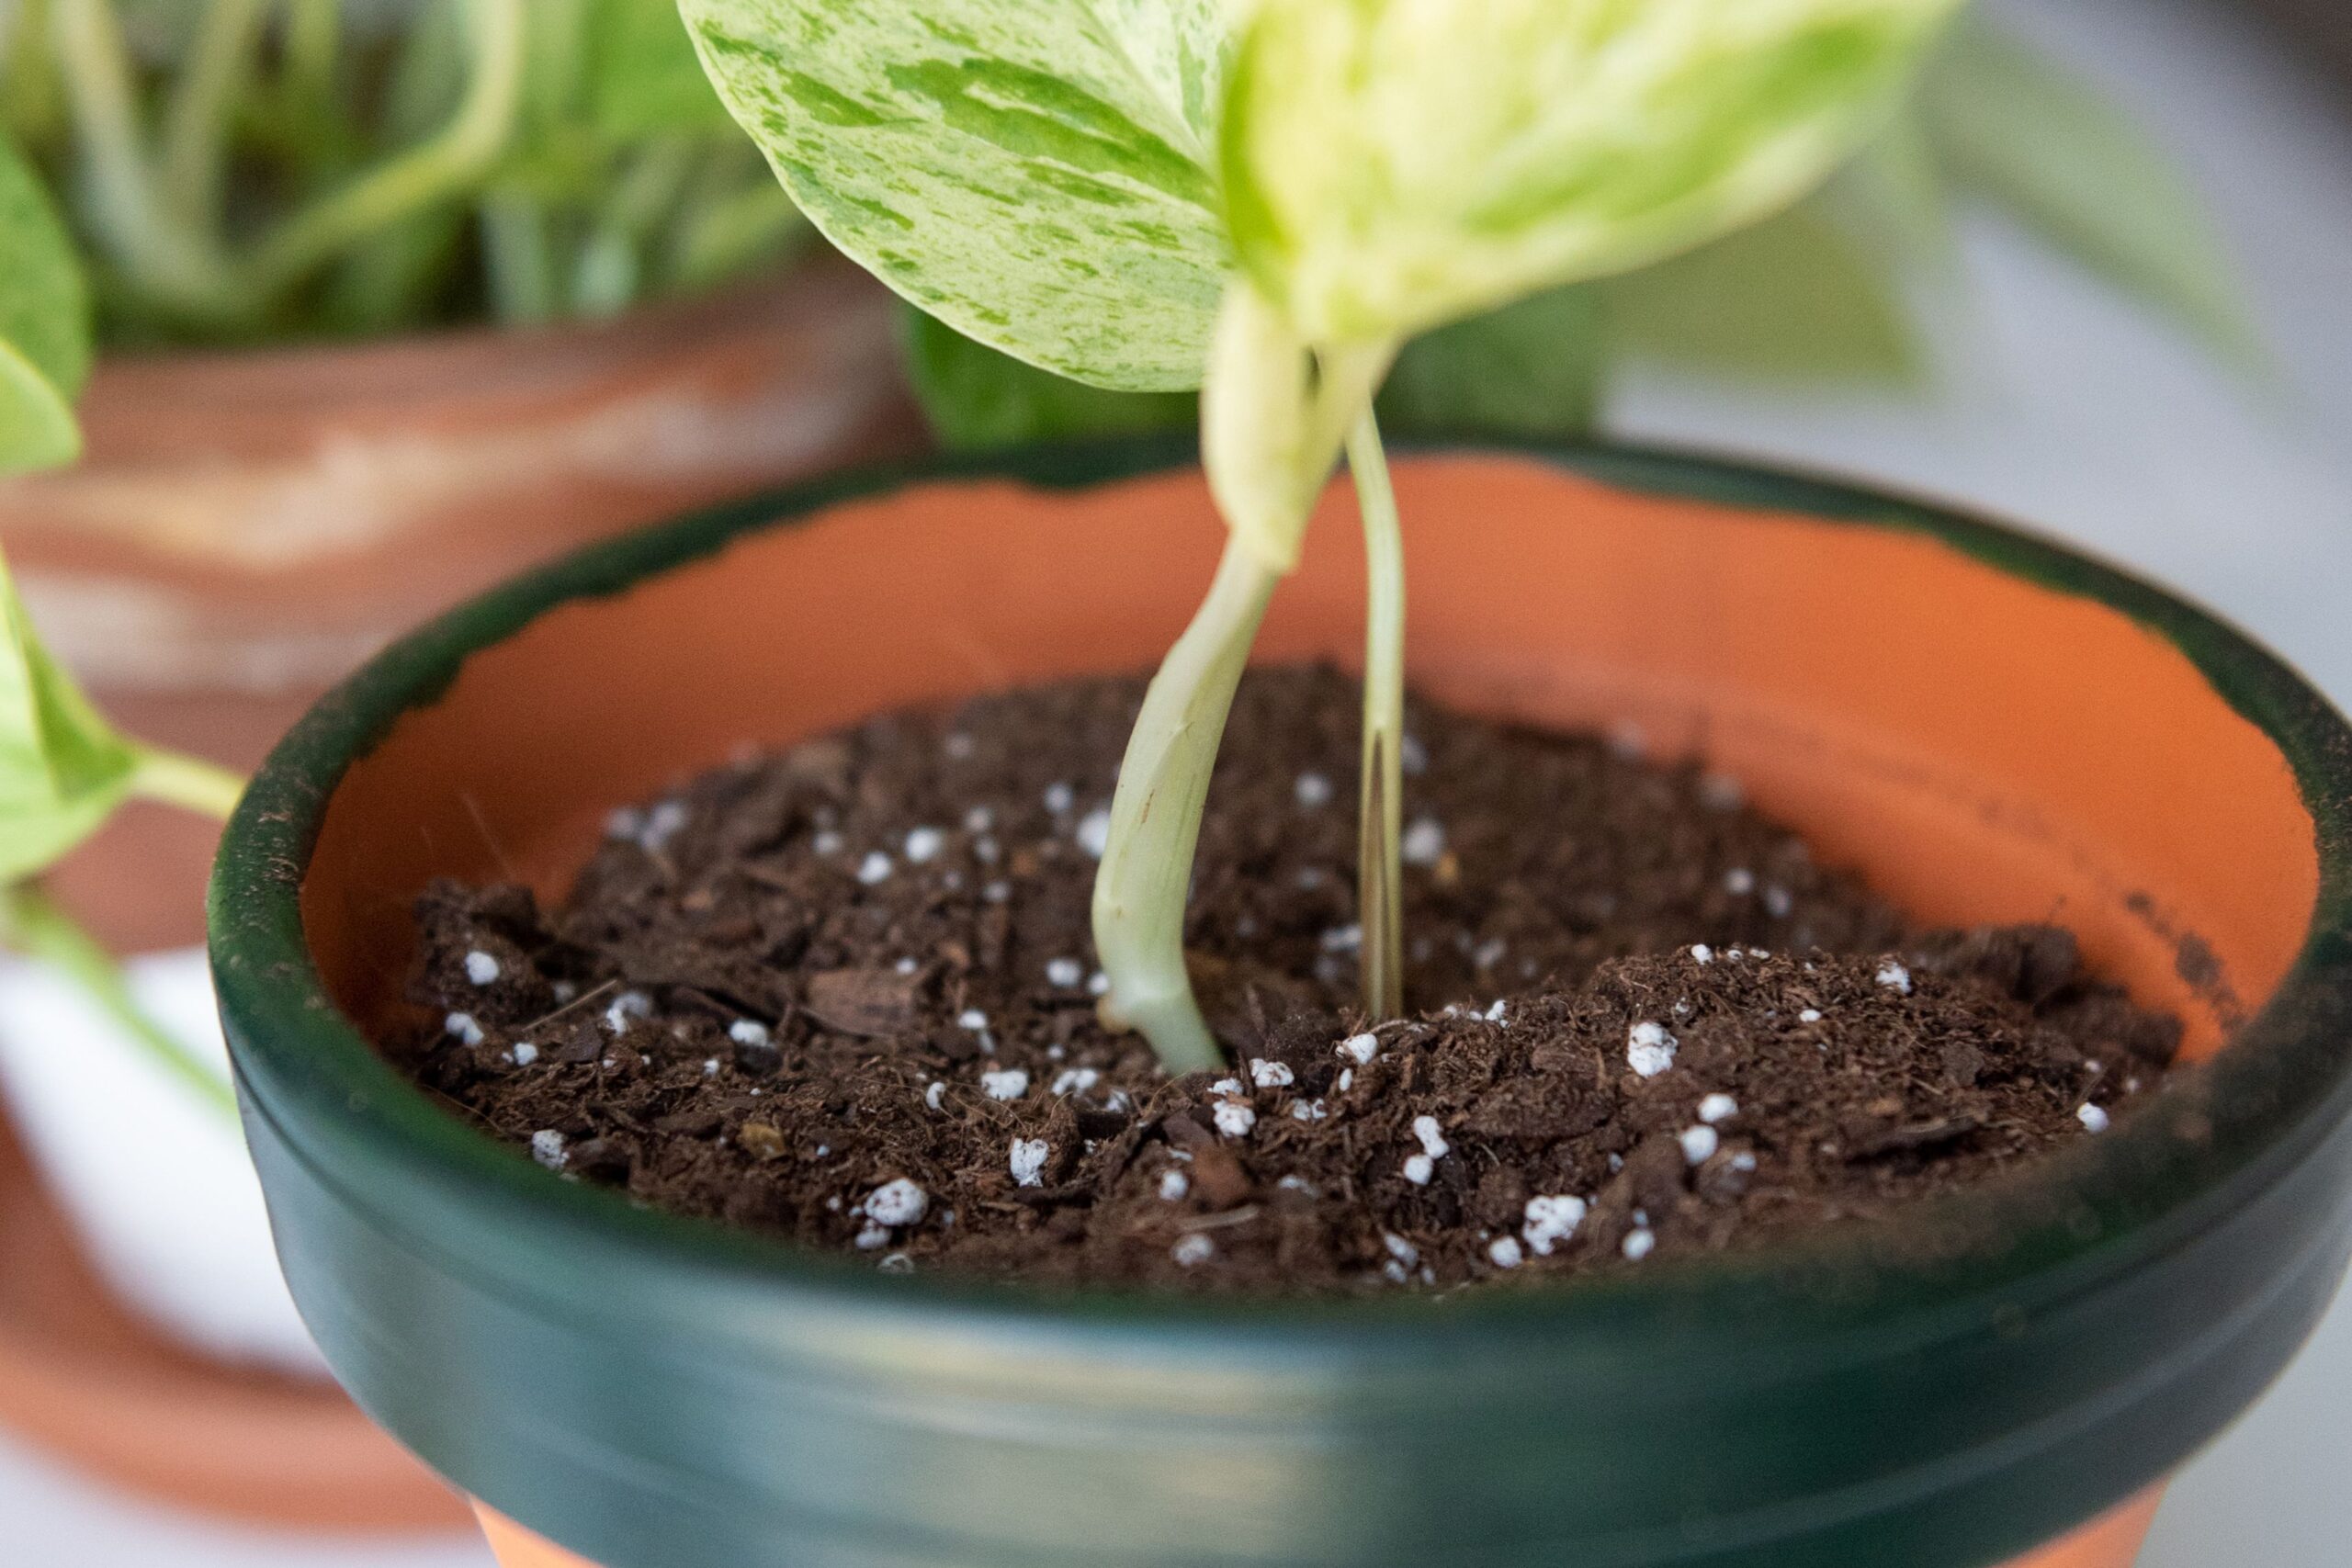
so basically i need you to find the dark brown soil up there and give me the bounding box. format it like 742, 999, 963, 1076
397, 666, 2180, 1292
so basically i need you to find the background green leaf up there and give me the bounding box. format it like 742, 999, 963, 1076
1376, 285, 1607, 438
1919, 15, 2259, 358
680, 0, 1234, 389
904, 284, 1611, 452
587, 0, 737, 136
0, 137, 92, 474
1600, 192, 1925, 383
1220, 0, 1961, 345
0, 549, 139, 883
901, 305, 1193, 449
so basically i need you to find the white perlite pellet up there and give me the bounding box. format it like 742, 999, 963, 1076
878, 1252, 915, 1274
445, 1011, 485, 1046
1171, 1234, 1216, 1267
1402, 1154, 1434, 1186
1337, 1069, 1354, 1092
1798, 1008, 1824, 1023
856, 851, 894, 886
903, 826, 945, 863
1051, 1066, 1101, 1097
1009, 1138, 1050, 1187
963, 805, 994, 833
729, 1019, 771, 1048
1487, 1235, 1524, 1269
1697, 1093, 1738, 1124
1320, 924, 1363, 953
1626, 1021, 1678, 1077
1043, 781, 1075, 814
1623, 1228, 1657, 1261
1338, 1032, 1379, 1066
2078, 1102, 2111, 1134
1210, 1077, 1244, 1097
924, 1081, 946, 1111
1877, 960, 1913, 995
1290, 1100, 1328, 1122
1690, 943, 1714, 964
1159, 1169, 1191, 1201
1764, 886, 1793, 919
464, 950, 501, 986
980, 1068, 1029, 1101
854, 1222, 890, 1250
957, 1008, 989, 1031
1295, 771, 1335, 808
1250, 1057, 1295, 1089
1400, 818, 1447, 866
864, 1178, 929, 1227
1088, 970, 1112, 996
1400, 734, 1429, 774
1214, 1100, 1258, 1138
529, 1130, 567, 1169
1045, 956, 1084, 987
1075, 807, 1113, 858
893, 956, 919, 976
1679, 1125, 1721, 1165
604, 990, 651, 1033
1521, 1195, 1588, 1256
1385, 1234, 1420, 1265
1724, 867, 1756, 896
811, 829, 844, 856
511, 1042, 539, 1066
1411, 1115, 1450, 1160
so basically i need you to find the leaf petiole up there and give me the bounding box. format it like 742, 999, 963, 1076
1347, 407, 1404, 1022
1090, 532, 1280, 1074
128, 746, 244, 822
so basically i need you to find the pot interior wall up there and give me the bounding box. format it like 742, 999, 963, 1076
302, 456, 2316, 1065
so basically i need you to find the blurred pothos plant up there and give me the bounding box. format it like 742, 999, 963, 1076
0, 544, 243, 1111
898, 12, 2257, 453
0, 0, 809, 474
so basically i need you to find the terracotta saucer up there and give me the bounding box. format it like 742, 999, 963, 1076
0, 1107, 471, 1529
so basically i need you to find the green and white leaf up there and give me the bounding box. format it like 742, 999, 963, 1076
0, 548, 141, 884
680, 0, 1234, 390
0, 137, 92, 475
1919, 15, 2257, 358
1220, 0, 1963, 346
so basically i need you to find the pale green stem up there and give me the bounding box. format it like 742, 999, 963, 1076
1091, 534, 1280, 1073
1348, 408, 1405, 1021
242, 0, 523, 300
50, 0, 240, 313
160, 0, 267, 232
129, 745, 245, 821
1, 886, 237, 1120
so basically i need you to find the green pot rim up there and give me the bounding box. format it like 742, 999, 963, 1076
208, 439, 2352, 1566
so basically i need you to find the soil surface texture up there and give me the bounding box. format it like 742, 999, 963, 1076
398, 666, 2180, 1292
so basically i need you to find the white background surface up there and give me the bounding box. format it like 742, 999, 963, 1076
0, 0, 2344, 1561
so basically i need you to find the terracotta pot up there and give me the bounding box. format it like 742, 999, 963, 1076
0, 255, 921, 1523
212, 444, 2352, 1567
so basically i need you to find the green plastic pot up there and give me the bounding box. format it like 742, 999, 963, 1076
209, 441, 2352, 1568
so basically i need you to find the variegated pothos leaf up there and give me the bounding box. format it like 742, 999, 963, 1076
680, 0, 1235, 390
0, 547, 140, 884
1221, 0, 1963, 345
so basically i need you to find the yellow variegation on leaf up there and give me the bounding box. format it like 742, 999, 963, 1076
1219, 0, 1963, 346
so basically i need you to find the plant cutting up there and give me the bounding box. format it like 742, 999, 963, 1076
684, 0, 1962, 1069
